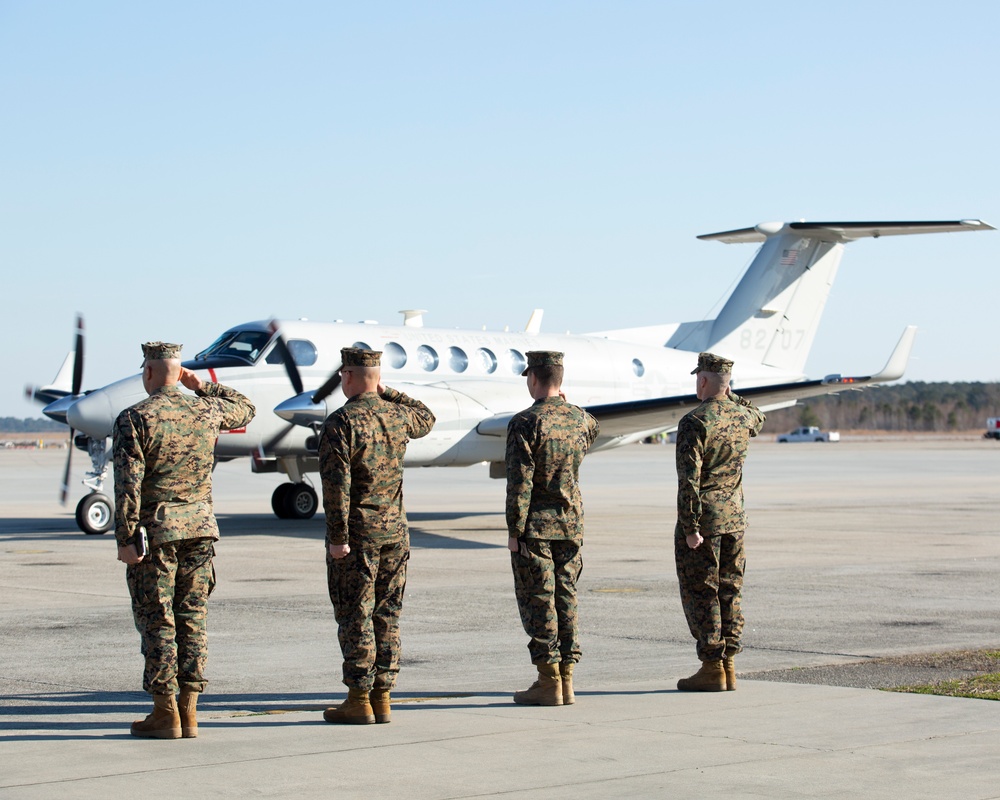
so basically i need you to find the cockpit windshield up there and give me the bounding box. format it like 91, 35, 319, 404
194, 329, 272, 365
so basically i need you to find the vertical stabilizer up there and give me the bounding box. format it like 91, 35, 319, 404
679, 219, 994, 374
701, 228, 843, 373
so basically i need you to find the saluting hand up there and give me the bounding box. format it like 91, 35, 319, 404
179, 368, 203, 392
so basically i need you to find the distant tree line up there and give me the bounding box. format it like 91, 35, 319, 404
762, 382, 1000, 433
0, 417, 66, 433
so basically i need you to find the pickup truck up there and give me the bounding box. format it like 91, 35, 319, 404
985, 417, 1000, 440
776, 426, 840, 443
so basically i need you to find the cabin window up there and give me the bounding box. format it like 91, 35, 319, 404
417, 344, 439, 371
384, 342, 407, 369
449, 346, 469, 373
352, 341, 371, 351
506, 349, 527, 375
476, 348, 498, 374
632, 358, 645, 377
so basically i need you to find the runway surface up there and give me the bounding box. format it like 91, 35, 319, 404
2, 439, 998, 798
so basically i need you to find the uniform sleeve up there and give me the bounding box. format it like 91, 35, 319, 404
197, 382, 257, 430
318, 415, 352, 547
112, 410, 145, 546
730, 392, 766, 436
584, 410, 600, 448
380, 387, 435, 439
674, 416, 705, 537
504, 415, 535, 538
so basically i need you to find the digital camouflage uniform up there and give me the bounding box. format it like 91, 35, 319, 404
114, 364, 255, 696
506, 391, 600, 667
319, 383, 435, 692
674, 377, 764, 663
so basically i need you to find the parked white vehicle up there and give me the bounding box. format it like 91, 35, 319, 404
776, 426, 840, 443
985, 417, 1000, 440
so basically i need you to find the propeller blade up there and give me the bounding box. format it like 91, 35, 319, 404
267, 321, 304, 395
72, 314, 85, 397
255, 423, 295, 458
59, 428, 74, 505
311, 363, 343, 405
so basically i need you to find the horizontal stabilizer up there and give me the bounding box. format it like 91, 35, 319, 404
698, 219, 994, 244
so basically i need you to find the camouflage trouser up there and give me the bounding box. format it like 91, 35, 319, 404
510, 538, 583, 666
327, 537, 408, 691
674, 530, 745, 662
126, 537, 216, 695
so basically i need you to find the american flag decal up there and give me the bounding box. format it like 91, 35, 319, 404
780, 248, 799, 266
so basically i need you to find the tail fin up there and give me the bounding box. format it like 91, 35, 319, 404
668, 219, 993, 374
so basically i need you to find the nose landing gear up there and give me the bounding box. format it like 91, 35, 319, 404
271, 482, 319, 520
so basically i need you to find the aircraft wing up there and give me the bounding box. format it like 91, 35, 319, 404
477, 326, 915, 442
586, 325, 917, 441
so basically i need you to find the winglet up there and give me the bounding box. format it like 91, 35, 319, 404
873, 325, 918, 382
822, 325, 917, 386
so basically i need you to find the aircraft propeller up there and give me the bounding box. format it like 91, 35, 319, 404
267, 320, 304, 395
310, 367, 342, 406
256, 321, 342, 457
60, 314, 85, 505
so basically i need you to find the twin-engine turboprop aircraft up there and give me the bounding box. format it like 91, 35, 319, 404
30, 219, 994, 534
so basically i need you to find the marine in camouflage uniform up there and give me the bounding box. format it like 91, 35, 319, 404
506, 351, 599, 706
114, 341, 255, 737
318, 347, 435, 724
674, 351, 764, 692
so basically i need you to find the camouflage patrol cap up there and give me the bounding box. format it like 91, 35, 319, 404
691, 351, 733, 375
521, 350, 564, 376
341, 347, 381, 368
141, 341, 182, 360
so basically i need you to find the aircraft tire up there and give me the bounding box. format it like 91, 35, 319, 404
271, 483, 293, 519
284, 483, 318, 520
76, 493, 114, 535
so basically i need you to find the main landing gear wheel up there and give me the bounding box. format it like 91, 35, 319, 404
76, 493, 113, 535
271, 482, 318, 520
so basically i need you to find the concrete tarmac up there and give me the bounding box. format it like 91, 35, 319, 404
2, 439, 999, 798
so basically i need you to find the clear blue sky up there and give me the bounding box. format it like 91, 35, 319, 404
2, 1, 997, 419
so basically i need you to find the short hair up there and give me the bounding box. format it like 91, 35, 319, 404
530, 364, 563, 388
701, 370, 730, 393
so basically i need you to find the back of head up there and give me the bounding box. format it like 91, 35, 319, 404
141, 341, 183, 391
340, 347, 382, 394
701, 370, 730, 396
522, 350, 564, 390
531, 364, 564, 389
692, 351, 733, 399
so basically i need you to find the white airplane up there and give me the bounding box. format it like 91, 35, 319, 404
31, 218, 994, 534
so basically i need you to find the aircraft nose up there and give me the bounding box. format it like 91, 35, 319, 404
67, 374, 146, 439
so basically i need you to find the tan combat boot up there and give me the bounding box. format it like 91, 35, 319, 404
723, 657, 737, 691
178, 690, 199, 738
131, 693, 182, 739
676, 660, 726, 692
513, 663, 563, 706
323, 688, 376, 724
560, 662, 575, 705
370, 688, 391, 724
